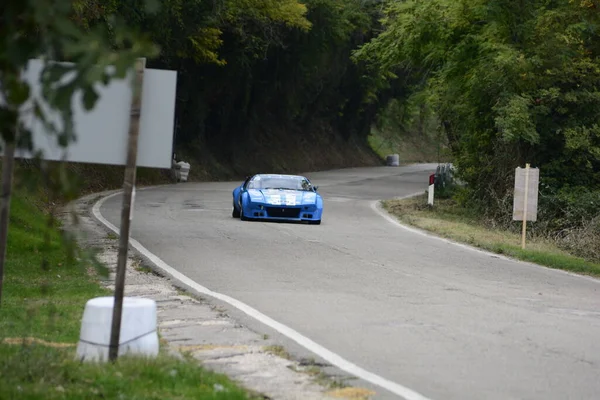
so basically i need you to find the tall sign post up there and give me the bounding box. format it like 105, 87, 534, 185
512, 163, 540, 249
108, 57, 146, 362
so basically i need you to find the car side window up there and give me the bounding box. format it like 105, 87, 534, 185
242, 176, 252, 190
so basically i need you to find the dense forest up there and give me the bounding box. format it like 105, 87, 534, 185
70, 0, 398, 175
2, 0, 599, 258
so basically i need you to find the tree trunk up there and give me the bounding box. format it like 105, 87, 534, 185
0, 141, 16, 306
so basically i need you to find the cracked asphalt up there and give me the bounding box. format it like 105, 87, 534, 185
99, 164, 600, 400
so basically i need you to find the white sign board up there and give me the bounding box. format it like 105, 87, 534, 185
512, 166, 539, 222
1, 58, 177, 169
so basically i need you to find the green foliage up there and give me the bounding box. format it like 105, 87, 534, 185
74, 0, 387, 168
223, 0, 312, 31
0, 190, 108, 341
354, 0, 600, 238
494, 94, 539, 143
1, 0, 158, 154
539, 186, 600, 232
368, 94, 449, 163
49, 0, 387, 175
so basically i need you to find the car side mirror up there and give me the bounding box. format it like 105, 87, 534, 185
313, 186, 319, 192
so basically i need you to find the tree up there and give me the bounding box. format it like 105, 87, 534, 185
353, 0, 600, 215
73, 0, 388, 172
0, 0, 159, 304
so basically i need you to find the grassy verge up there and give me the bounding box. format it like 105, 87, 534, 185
382, 194, 600, 277
0, 189, 258, 399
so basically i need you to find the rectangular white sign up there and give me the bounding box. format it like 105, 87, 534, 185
1, 58, 177, 169
512, 166, 540, 222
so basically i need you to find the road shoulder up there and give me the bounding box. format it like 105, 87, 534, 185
376, 194, 600, 279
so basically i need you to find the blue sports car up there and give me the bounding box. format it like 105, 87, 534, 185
232, 174, 323, 225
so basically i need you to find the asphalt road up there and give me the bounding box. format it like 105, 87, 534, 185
100, 164, 600, 400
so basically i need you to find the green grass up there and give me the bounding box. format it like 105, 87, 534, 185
0, 192, 106, 343
0, 189, 258, 399
0, 345, 254, 399
382, 194, 600, 277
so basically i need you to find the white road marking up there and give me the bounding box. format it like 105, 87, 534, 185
92, 191, 433, 400
371, 193, 514, 261
370, 196, 600, 284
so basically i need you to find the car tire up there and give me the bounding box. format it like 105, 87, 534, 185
232, 205, 240, 218
240, 206, 248, 221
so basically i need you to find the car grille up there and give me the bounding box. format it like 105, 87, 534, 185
266, 207, 301, 218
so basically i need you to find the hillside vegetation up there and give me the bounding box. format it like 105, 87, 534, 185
354, 0, 600, 260
69, 0, 397, 176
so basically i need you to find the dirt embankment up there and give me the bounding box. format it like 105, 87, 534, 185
12, 128, 383, 197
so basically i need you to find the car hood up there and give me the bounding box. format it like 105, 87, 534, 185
248, 189, 317, 205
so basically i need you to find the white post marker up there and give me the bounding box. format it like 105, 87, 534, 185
427, 173, 435, 206
512, 163, 540, 249
130, 185, 136, 222
427, 184, 434, 205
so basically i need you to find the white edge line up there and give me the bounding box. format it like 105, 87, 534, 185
372, 192, 514, 260
91, 191, 433, 400
372, 195, 600, 284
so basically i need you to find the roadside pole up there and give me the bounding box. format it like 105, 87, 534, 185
427, 173, 435, 206
0, 141, 15, 306
521, 163, 530, 249
108, 57, 146, 362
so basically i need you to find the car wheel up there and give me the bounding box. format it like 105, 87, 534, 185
232, 204, 240, 218
240, 206, 248, 221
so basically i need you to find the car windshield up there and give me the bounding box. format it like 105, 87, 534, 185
248, 176, 312, 191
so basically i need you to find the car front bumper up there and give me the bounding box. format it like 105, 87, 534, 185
243, 203, 322, 221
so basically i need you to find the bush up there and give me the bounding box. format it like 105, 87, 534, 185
557, 216, 600, 262
535, 186, 600, 261
452, 183, 600, 262
538, 186, 600, 233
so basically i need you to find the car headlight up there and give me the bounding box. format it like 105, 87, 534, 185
303, 193, 316, 203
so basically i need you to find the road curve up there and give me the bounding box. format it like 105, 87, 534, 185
98, 164, 600, 400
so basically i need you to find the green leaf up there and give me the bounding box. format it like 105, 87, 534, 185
7, 80, 31, 106
82, 87, 99, 111
144, 0, 161, 14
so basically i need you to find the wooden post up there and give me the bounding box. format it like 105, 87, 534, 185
521, 163, 530, 249
0, 141, 16, 306
108, 58, 146, 362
